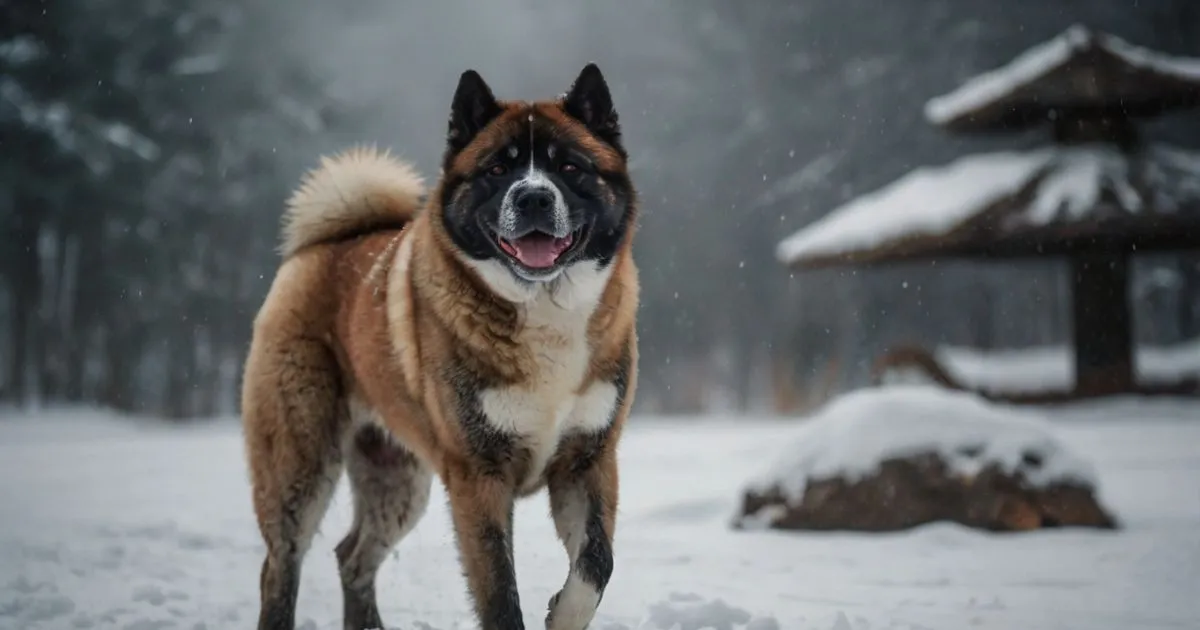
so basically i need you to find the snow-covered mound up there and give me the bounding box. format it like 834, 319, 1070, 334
736, 386, 1115, 532
747, 386, 1097, 498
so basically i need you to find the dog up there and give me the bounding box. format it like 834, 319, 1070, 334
240, 62, 639, 630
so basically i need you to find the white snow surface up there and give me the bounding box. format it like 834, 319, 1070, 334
2, 400, 1200, 629
774, 144, 1200, 265
925, 24, 1200, 125
744, 386, 1098, 506
775, 149, 1049, 264
937, 337, 1200, 395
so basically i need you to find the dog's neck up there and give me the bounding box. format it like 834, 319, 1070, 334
407, 214, 611, 328
463, 256, 613, 322
391, 215, 617, 386
403, 217, 517, 330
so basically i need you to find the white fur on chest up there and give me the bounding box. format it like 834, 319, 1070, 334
473, 260, 617, 489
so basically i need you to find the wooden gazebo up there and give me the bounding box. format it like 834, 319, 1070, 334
777, 25, 1200, 399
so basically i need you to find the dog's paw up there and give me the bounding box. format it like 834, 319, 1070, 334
544, 590, 563, 628
544, 586, 601, 630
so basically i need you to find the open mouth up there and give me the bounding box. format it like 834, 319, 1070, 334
494, 227, 585, 270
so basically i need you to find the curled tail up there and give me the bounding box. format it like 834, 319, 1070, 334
280, 145, 426, 258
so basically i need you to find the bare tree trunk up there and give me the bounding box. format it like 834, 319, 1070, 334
9, 196, 45, 406
38, 226, 73, 402
55, 231, 82, 401
99, 322, 139, 413
8, 289, 28, 403
164, 323, 198, 419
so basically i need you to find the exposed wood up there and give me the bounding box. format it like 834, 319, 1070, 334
1070, 251, 1134, 395
1052, 114, 1139, 150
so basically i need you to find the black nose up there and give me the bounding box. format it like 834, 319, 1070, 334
514, 187, 555, 212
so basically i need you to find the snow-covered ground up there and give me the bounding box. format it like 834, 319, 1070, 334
2, 398, 1198, 630
938, 339, 1200, 395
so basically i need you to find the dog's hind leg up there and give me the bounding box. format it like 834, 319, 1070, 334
335, 418, 432, 630
243, 337, 346, 630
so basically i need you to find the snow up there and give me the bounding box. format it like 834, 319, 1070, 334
0, 36, 45, 66
2, 402, 1200, 629
0, 77, 161, 174
1148, 146, 1200, 211
774, 144, 1200, 265
775, 149, 1053, 264
102, 123, 161, 161
936, 337, 1200, 395
744, 386, 1098, 505
0, 78, 85, 160
1103, 32, 1200, 81
753, 152, 841, 209
170, 54, 224, 76
925, 24, 1200, 126
925, 25, 1087, 125
1024, 148, 1138, 222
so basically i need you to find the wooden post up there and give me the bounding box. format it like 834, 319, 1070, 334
1071, 251, 1134, 395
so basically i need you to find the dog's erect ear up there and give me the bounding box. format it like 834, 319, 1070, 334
563, 63, 622, 150
447, 69, 503, 155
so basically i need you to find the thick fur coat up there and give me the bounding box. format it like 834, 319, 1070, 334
241, 64, 639, 630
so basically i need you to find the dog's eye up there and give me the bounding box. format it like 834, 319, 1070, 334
560, 162, 578, 174
487, 164, 507, 176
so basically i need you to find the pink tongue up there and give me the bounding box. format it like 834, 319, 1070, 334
506, 233, 572, 268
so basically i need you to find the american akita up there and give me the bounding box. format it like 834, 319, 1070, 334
240, 63, 639, 630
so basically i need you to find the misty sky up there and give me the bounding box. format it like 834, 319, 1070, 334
266, 0, 695, 177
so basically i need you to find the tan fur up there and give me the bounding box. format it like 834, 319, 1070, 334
243, 100, 638, 630
278, 145, 425, 259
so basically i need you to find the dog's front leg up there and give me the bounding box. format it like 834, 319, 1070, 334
447, 466, 525, 630
544, 441, 618, 630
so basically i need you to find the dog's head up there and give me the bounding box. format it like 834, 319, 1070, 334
435, 63, 636, 302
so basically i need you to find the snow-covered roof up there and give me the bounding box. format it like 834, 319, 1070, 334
775, 143, 1200, 267
746, 385, 1099, 503
925, 25, 1200, 131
